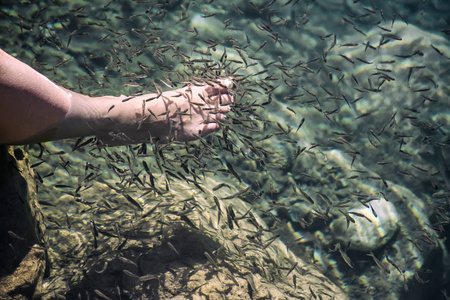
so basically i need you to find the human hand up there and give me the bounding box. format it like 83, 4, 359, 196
93, 79, 235, 146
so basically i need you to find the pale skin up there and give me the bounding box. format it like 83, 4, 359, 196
0, 48, 234, 146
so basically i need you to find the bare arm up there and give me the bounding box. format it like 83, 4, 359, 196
0, 49, 233, 145
0, 49, 72, 143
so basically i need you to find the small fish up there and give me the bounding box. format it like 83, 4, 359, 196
225, 162, 241, 183
355, 57, 373, 64
180, 215, 198, 230
118, 256, 137, 267
204, 251, 219, 268
123, 269, 139, 278
383, 33, 402, 41
348, 211, 372, 223
214, 196, 222, 226
295, 118, 305, 132
414, 270, 430, 284
226, 204, 236, 230
201, 12, 217, 18
94, 289, 112, 300
167, 241, 180, 257
122, 193, 143, 211
430, 44, 443, 55
91, 220, 98, 237
332, 243, 354, 268
30, 160, 45, 168
309, 286, 317, 298
137, 274, 159, 283
246, 274, 257, 297
286, 262, 298, 276
340, 53, 354, 64
298, 187, 314, 204
8, 231, 25, 241
35, 172, 43, 183
212, 183, 232, 191
256, 40, 267, 52
42, 170, 55, 178
367, 251, 390, 274
72, 137, 94, 151
263, 234, 280, 248
339, 209, 356, 228
384, 250, 402, 274
353, 26, 367, 36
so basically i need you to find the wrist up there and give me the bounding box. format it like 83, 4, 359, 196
91, 94, 165, 145
11, 89, 100, 144
51, 91, 108, 140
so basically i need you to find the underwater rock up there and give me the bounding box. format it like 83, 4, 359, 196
25, 137, 347, 299
329, 199, 399, 252
282, 147, 446, 299
0, 246, 47, 300
0, 146, 47, 299
53, 172, 348, 299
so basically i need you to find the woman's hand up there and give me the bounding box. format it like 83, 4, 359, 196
92, 79, 235, 146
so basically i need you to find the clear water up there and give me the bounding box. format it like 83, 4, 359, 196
1, 0, 449, 299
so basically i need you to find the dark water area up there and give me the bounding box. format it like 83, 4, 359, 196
1, 0, 449, 299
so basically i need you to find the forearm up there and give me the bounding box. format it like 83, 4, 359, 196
14, 91, 157, 145
0, 49, 115, 144
0, 49, 72, 144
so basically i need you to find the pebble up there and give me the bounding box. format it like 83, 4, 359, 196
329, 199, 399, 252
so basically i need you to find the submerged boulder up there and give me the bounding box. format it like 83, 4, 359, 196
0, 146, 47, 299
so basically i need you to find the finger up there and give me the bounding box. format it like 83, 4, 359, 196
218, 78, 235, 89
217, 105, 231, 113
209, 93, 233, 105
208, 113, 226, 122
199, 122, 220, 136
205, 84, 228, 96
205, 77, 235, 96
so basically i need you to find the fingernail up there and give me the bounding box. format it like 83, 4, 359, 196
223, 78, 234, 89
